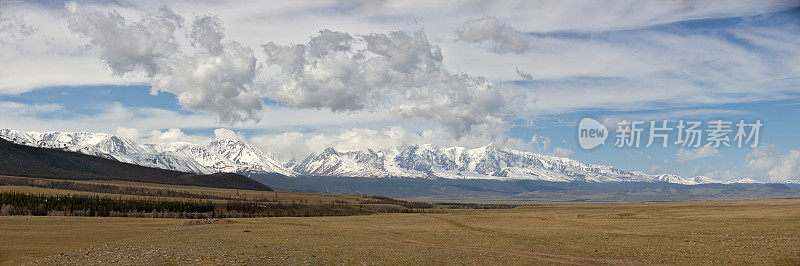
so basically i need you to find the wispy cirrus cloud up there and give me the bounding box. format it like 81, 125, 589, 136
0, 10, 35, 46
456, 16, 529, 54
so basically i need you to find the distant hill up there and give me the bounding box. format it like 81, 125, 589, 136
0, 139, 272, 191
250, 173, 799, 202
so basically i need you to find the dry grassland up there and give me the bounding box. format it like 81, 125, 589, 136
1, 199, 797, 265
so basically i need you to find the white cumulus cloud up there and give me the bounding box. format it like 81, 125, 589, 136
262, 29, 524, 139
190, 15, 225, 55
153, 38, 262, 125
65, 2, 183, 77
146, 128, 210, 144
115, 127, 142, 140
213, 128, 243, 140
675, 146, 722, 162
65, 4, 262, 125
745, 144, 800, 181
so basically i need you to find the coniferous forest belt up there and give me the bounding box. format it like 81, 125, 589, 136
0, 192, 450, 218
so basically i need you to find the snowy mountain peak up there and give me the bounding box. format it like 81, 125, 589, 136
205, 138, 293, 176
724, 178, 759, 184
320, 147, 339, 156
293, 148, 387, 177
690, 176, 719, 184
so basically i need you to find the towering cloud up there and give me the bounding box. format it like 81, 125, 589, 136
153, 16, 262, 125
190, 15, 225, 55
65, 4, 262, 125
63, 3, 524, 138
65, 2, 183, 77
263, 30, 523, 139
456, 16, 529, 54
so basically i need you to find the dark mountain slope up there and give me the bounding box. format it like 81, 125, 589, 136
0, 139, 272, 191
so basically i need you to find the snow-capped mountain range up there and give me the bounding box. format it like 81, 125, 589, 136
0, 129, 294, 177
294, 145, 702, 184
0, 129, 776, 185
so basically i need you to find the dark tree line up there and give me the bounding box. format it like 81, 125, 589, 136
358, 195, 435, 209
0, 192, 214, 217
0, 192, 445, 219
0, 176, 258, 201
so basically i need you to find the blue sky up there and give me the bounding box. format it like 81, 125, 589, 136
509, 99, 800, 179
1, 1, 799, 181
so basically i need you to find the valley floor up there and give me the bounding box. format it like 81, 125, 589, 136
1, 199, 799, 265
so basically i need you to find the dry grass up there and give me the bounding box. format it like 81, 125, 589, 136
2, 199, 797, 265
0, 175, 370, 205
0, 216, 179, 265
71, 179, 367, 203
181, 218, 238, 226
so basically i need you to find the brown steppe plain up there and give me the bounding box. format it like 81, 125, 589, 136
1, 198, 798, 265
1, 176, 798, 265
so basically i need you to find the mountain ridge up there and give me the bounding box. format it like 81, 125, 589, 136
0, 129, 294, 177
0, 128, 780, 185
0, 138, 272, 191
